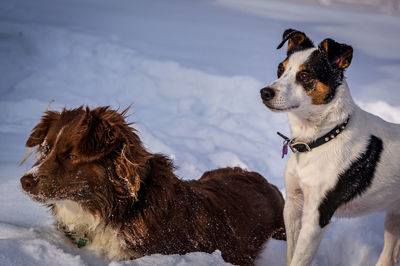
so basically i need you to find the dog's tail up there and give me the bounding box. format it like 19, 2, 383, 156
268, 183, 286, 241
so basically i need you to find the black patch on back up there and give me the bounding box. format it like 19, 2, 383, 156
301, 49, 345, 103
318, 135, 383, 228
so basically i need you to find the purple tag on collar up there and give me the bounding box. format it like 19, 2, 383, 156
282, 142, 288, 158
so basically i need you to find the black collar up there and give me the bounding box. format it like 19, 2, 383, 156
277, 117, 350, 155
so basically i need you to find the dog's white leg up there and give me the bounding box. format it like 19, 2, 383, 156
394, 239, 400, 265
284, 171, 303, 266
284, 195, 303, 266
376, 213, 400, 266
289, 188, 327, 266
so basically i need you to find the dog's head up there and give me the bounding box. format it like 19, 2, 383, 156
260, 29, 353, 114
20, 106, 150, 217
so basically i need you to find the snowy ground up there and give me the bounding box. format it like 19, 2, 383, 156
0, 0, 400, 265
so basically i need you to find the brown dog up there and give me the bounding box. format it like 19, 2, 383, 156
20, 106, 285, 265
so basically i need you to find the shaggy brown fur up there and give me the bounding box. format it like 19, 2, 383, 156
20, 106, 285, 265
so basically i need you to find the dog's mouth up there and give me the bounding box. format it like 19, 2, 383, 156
24, 192, 50, 203
21, 187, 62, 204
262, 101, 299, 112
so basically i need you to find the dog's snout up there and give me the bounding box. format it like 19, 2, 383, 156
20, 174, 38, 193
260, 87, 276, 101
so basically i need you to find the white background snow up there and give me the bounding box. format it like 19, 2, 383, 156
1, 0, 400, 265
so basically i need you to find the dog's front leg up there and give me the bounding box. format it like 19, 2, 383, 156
284, 192, 303, 265
284, 169, 303, 266
289, 189, 327, 266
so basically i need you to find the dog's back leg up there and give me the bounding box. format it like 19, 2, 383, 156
376, 213, 400, 266
394, 239, 400, 265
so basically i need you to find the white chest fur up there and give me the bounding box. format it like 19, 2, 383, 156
53, 200, 130, 260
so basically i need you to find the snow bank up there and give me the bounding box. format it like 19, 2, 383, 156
0, 20, 287, 183
358, 100, 400, 124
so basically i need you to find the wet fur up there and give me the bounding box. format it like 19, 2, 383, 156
21, 106, 286, 265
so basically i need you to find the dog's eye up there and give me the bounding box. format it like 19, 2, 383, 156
277, 63, 285, 78
68, 154, 78, 160
298, 71, 312, 82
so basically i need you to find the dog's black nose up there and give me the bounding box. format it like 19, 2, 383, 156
21, 174, 38, 193
260, 87, 275, 101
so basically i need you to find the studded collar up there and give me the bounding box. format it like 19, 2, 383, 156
278, 117, 350, 156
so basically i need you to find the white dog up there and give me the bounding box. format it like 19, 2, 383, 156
260, 29, 400, 266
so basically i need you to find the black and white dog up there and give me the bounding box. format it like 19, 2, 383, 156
260, 29, 400, 266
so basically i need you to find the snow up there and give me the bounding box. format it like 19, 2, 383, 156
109, 251, 231, 266
0, 0, 399, 265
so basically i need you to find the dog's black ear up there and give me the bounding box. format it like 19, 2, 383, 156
319, 38, 353, 69
277, 29, 314, 55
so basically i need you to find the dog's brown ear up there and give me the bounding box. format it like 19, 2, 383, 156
26, 111, 60, 147
277, 28, 314, 55
319, 38, 353, 69
78, 106, 125, 159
